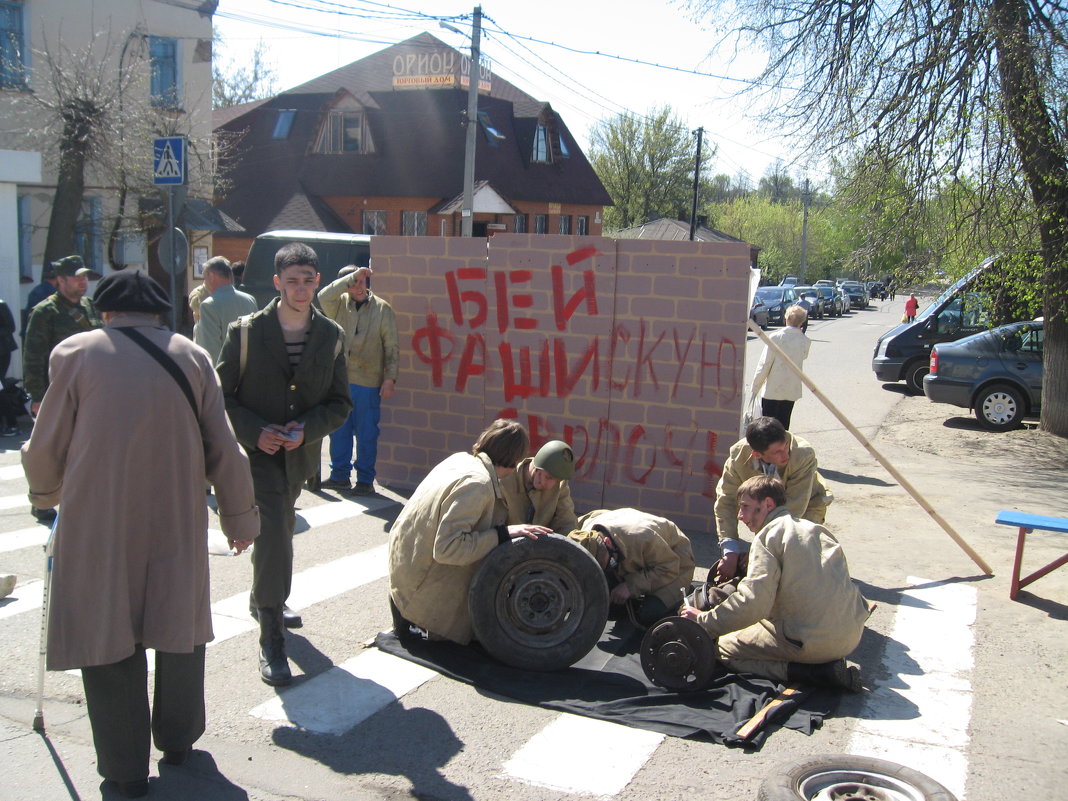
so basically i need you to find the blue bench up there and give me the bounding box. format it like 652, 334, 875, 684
995, 510, 1068, 600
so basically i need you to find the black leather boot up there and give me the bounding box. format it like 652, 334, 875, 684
257, 607, 292, 686
249, 598, 303, 629
786, 659, 862, 692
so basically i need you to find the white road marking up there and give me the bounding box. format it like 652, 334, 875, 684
249, 649, 436, 734
0, 579, 43, 621
502, 713, 664, 795
0, 526, 48, 554
849, 576, 976, 800
0, 465, 26, 481
0, 493, 28, 510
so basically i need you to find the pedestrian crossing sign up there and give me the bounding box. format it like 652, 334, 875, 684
153, 136, 186, 185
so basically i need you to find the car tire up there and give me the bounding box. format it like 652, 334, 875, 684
904, 359, 930, 394
468, 533, 609, 672
973, 383, 1026, 431
757, 754, 959, 801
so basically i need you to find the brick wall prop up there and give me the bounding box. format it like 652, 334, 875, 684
371, 233, 752, 536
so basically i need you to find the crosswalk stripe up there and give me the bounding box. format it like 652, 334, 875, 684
502, 713, 664, 795
248, 649, 437, 734
0, 465, 25, 481
0, 493, 28, 510
0, 526, 47, 554
0, 579, 43, 621
848, 576, 975, 800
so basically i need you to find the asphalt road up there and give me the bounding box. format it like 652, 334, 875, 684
1, 295, 1065, 801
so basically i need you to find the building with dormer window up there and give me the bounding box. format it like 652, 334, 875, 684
211, 33, 612, 260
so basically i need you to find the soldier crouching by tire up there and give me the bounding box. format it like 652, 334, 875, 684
568, 508, 695, 628
678, 475, 872, 692
388, 419, 552, 645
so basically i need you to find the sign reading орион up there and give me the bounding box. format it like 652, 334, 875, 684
392, 49, 491, 92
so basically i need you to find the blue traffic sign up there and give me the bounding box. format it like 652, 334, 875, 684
153, 136, 186, 185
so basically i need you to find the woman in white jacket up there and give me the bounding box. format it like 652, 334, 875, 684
751, 304, 810, 430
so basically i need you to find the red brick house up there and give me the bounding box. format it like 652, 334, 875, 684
212, 33, 612, 261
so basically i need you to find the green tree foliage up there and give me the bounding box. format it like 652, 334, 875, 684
212, 29, 277, 109
687, 0, 1068, 434
588, 107, 711, 231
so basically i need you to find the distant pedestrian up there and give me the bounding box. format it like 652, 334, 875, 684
751, 304, 810, 430
888, 281, 896, 301
194, 257, 258, 362
22, 270, 258, 799
0, 299, 20, 436
795, 292, 813, 333
904, 293, 918, 323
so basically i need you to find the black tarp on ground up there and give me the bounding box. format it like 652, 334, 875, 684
374, 619, 838, 748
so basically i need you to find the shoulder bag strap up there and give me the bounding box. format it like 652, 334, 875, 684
116, 327, 199, 420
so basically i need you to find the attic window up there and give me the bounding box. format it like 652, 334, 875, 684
559, 134, 570, 159
532, 123, 551, 163
477, 110, 504, 146
317, 110, 373, 154
272, 109, 296, 139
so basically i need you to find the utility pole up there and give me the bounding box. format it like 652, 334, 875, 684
461, 6, 482, 237
799, 178, 813, 282
688, 127, 704, 241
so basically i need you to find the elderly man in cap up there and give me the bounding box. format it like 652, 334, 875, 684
22, 270, 258, 798
570, 508, 695, 626
500, 439, 579, 535
682, 475, 869, 691
22, 255, 102, 522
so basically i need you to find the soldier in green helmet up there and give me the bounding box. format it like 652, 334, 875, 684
500, 439, 579, 535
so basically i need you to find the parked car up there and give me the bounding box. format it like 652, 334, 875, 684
836, 286, 851, 314
793, 286, 825, 319
923, 320, 1043, 431
754, 285, 797, 326
815, 285, 844, 316
779, 275, 799, 287
814, 279, 836, 287
749, 295, 769, 329
840, 281, 868, 309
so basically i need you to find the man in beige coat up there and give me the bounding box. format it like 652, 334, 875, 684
683, 475, 869, 691
570, 508, 695, 626
714, 416, 833, 582
389, 420, 550, 645
22, 270, 259, 798
500, 439, 579, 535
751, 303, 810, 430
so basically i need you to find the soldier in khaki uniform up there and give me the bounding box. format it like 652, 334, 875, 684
23, 255, 102, 523
500, 439, 578, 535
570, 508, 695, 626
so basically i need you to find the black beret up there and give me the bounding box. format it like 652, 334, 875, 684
93, 270, 172, 314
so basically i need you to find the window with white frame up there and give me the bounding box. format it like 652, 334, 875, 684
534, 214, 548, 234
74, 197, 105, 271
577, 215, 589, 235
0, 0, 26, 89
402, 211, 427, 236
513, 214, 527, 233
558, 215, 572, 235
317, 110, 372, 154
149, 36, 180, 108
362, 210, 386, 235
532, 123, 551, 163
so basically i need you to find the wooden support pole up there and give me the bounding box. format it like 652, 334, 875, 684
747, 319, 993, 575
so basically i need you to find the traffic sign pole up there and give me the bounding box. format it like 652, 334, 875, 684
153, 136, 187, 330
167, 187, 177, 330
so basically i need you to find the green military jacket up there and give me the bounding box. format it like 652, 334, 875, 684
23, 293, 102, 402
216, 298, 352, 491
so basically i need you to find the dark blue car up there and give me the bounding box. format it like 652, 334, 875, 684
923, 320, 1043, 430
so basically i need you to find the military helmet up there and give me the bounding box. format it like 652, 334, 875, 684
532, 439, 575, 480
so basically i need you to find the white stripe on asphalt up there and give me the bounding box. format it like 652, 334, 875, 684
0, 526, 47, 554
849, 576, 976, 800
0, 465, 25, 481
248, 649, 436, 734
0, 579, 43, 621
502, 714, 664, 795
0, 493, 28, 510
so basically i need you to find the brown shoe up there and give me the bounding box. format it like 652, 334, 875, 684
351, 481, 375, 496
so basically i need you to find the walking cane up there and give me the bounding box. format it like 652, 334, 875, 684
32, 515, 57, 732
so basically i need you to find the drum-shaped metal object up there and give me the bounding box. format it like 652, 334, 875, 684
640, 616, 717, 691
468, 533, 609, 672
